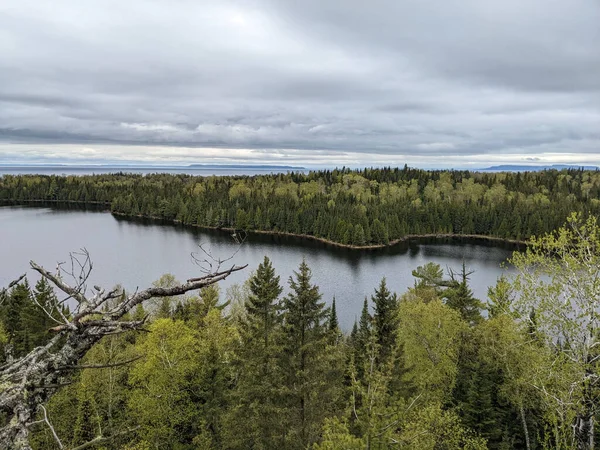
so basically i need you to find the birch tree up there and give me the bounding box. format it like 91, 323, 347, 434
511, 213, 600, 449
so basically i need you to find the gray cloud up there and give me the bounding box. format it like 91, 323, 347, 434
0, 0, 599, 167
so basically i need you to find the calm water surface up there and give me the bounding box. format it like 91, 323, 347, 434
0, 206, 517, 329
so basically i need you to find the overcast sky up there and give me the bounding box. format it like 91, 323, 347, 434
0, 0, 599, 168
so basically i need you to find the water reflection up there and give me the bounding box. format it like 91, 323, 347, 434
0, 206, 517, 329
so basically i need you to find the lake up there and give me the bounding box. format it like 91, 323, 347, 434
0, 206, 516, 329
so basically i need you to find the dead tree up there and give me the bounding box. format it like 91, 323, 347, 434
0, 249, 246, 449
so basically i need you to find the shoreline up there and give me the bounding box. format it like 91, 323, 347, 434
1, 199, 527, 249
113, 212, 528, 250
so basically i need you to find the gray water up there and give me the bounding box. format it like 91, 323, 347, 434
0, 166, 305, 176
0, 206, 516, 329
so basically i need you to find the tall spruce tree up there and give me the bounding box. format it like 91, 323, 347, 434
445, 263, 482, 325
357, 297, 371, 352
371, 277, 398, 363
224, 256, 286, 449
329, 296, 339, 333
328, 296, 342, 345
245, 256, 283, 348
280, 259, 333, 449
349, 297, 371, 380
7, 280, 33, 357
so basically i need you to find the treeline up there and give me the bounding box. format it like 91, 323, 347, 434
2, 166, 600, 245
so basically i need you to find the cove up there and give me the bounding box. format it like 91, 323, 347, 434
0, 206, 517, 329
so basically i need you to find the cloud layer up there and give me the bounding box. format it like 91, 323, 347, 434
1, 0, 599, 167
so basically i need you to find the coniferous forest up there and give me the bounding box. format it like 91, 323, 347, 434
2, 169, 600, 449
2, 167, 600, 246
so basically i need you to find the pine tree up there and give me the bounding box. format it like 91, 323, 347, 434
445, 263, 482, 325
328, 296, 340, 343
7, 280, 32, 357
224, 256, 286, 449
349, 319, 358, 345
357, 297, 371, 351
25, 278, 58, 347
328, 296, 340, 333
352, 297, 372, 382
72, 389, 99, 447
371, 277, 398, 363
280, 259, 336, 449
246, 256, 283, 347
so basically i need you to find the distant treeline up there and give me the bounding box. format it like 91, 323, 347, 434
2, 166, 600, 246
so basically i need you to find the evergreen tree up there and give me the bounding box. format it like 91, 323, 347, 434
224, 256, 286, 449
352, 297, 372, 381
357, 297, 371, 351
7, 280, 32, 357
329, 297, 339, 332
328, 296, 341, 344
22, 278, 58, 348
487, 275, 514, 319
245, 256, 283, 345
349, 319, 358, 345
371, 277, 398, 363
445, 263, 483, 325
72, 389, 99, 447
280, 259, 336, 449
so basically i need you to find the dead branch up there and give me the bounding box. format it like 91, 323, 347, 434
191, 231, 247, 275
69, 426, 140, 450
39, 405, 64, 449
57, 355, 143, 371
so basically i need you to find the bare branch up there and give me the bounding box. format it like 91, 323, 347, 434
40, 405, 64, 449
30, 261, 87, 305
57, 355, 143, 371
8, 274, 27, 289
191, 231, 247, 275
69, 426, 140, 450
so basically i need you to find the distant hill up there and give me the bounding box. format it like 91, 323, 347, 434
479, 164, 599, 172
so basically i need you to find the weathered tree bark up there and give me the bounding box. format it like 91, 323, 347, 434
0, 256, 246, 449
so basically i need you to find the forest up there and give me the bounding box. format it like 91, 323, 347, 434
2, 167, 600, 246
2, 213, 600, 449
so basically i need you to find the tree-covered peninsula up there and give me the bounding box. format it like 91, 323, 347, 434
2, 166, 600, 246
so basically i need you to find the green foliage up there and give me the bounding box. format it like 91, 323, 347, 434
371, 277, 398, 363
396, 403, 488, 449
328, 296, 339, 334
223, 256, 286, 449
281, 260, 342, 449
510, 213, 600, 448
4, 166, 600, 247
445, 264, 483, 325
313, 418, 364, 450
398, 296, 466, 402
486, 275, 514, 319
0, 277, 60, 360
128, 319, 201, 447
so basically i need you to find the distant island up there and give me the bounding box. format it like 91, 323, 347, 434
479, 164, 600, 172
186, 164, 305, 170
